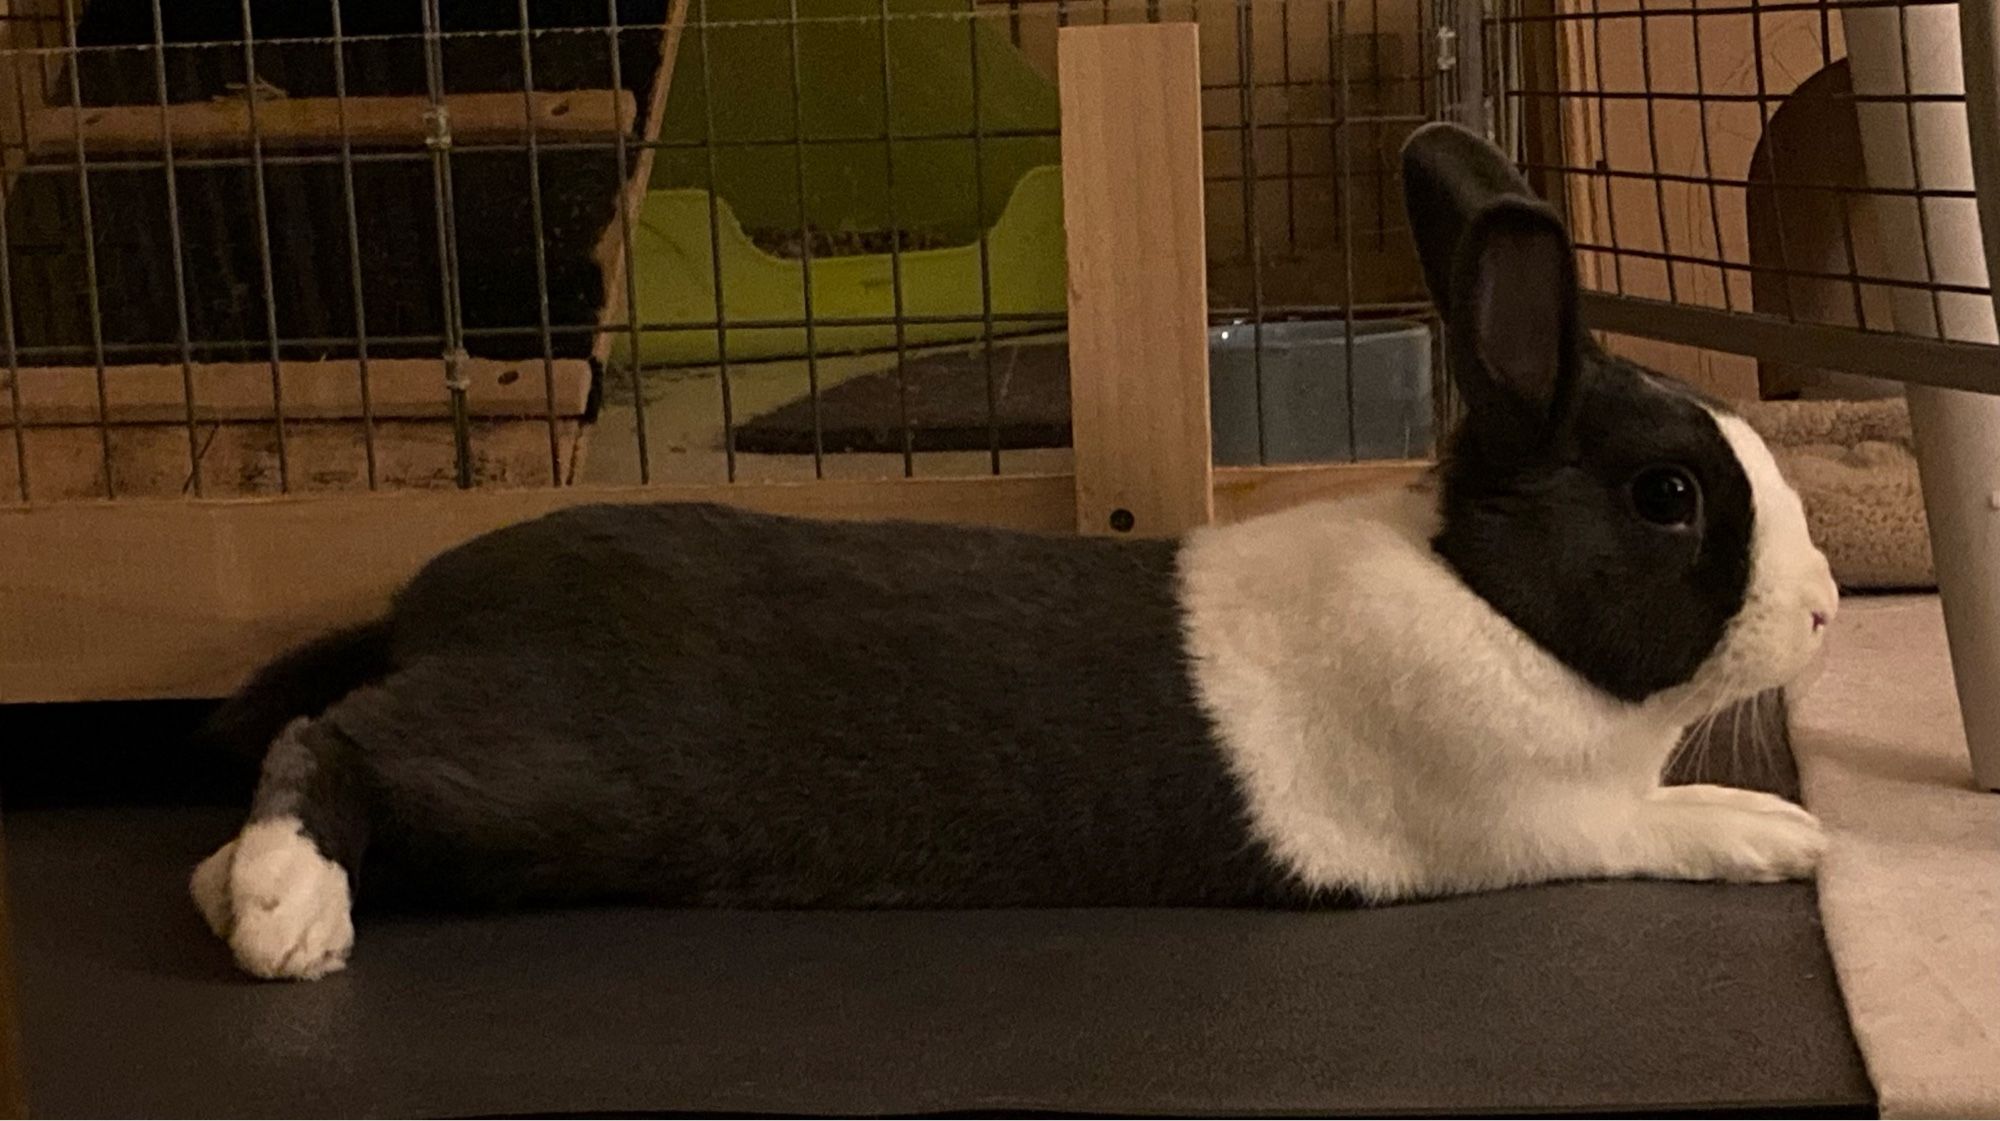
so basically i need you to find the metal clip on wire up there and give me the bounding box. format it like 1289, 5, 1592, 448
442, 350, 473, 394
1435, 26, 1459, 72
423, 105, 453, 152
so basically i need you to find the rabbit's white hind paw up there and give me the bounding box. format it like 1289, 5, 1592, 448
224, 818, 354, 981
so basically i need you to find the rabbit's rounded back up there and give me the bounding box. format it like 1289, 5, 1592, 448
1402, 123, 1836, 705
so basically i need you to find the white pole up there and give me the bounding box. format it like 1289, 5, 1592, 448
1843, 0, 2000, 790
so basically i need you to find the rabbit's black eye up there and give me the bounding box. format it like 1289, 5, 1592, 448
1630, 466, 1700, 527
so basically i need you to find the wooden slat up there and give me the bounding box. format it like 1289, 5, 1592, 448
0, 475, 1080, 701
3, 418, 586, 502
0, 357, 591, 425
0, 461, 1423, 703
590, 0, 691, 368
1058, 23, 1214, 537
1212, 460, 1429, 523
21, 90, 637, 157
1513, 0, 1570, 219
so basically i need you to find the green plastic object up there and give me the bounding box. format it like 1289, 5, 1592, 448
652, 0, 1061, 238
614, 165, 1067, 370
616, 0, 1068, 368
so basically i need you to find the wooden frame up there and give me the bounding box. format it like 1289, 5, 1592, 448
1060, 24, 1215, 537
0, 20, 1433, 707
1, 357, 592, 424
0, 462, 1427, 702
21, 91, 639, 157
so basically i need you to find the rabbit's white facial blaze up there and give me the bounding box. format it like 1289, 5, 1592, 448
1690, 409, 1838, 702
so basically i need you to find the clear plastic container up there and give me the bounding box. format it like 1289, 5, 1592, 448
1209, 319, 1434, 465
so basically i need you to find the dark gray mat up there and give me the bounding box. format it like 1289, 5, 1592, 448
732, 342, 1072, 456
9, 741, 1871, 1118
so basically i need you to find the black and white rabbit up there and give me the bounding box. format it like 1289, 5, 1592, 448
190, 123, 1838, 981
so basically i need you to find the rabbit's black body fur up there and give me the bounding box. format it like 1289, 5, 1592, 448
223, 503, 1307, 910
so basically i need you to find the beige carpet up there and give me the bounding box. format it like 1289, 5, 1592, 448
1789, 595, 2000, 1118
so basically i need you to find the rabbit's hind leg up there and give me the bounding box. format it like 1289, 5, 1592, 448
191, 716, 367, 981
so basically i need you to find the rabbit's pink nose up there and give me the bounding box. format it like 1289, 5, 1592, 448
1811, 610, 1830, 633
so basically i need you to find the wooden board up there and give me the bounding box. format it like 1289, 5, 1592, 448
590, 0, 690, 370
1, 357, 591, 425
1, 417, 585, 503
1059, 23, 1214, 537
0, 461, 1425, 702
1212, 459, 1427, 522
0, 475, 1078, 701
22, 90, 637, 156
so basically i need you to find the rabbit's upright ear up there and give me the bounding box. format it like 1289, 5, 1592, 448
1402, 123, 1583, 435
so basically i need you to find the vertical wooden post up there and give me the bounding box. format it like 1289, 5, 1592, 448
1058, 23, 1214, 537
590, 0, 691, 372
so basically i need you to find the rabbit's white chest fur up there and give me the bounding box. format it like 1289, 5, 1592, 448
1180, 483, 1749, 900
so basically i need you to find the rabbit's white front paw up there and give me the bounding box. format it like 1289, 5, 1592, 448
1643, 794, 1827, 883
1652, 783, 1817, 825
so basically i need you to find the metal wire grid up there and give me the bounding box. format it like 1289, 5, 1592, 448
1486, 0, 2000, 393
999, 0, 1457, 463
0, 1, 656, 500
0, 0, 1457, 505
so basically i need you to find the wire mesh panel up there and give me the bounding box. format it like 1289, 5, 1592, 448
1183, 0, 1451, 463
614, 0, 1461, 481
1489, 0, 2000, 398
0, 0, 674, 502
613, 0, 1069, 486
0, 0, 1460, 507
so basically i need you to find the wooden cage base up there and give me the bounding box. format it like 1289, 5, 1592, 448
2, 358, 593, 427
0, 461, 1425, 703
0, 418, 586, 503
1, 356, 595, 500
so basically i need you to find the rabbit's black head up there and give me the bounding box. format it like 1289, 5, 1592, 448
1401, 122, 1837, 705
